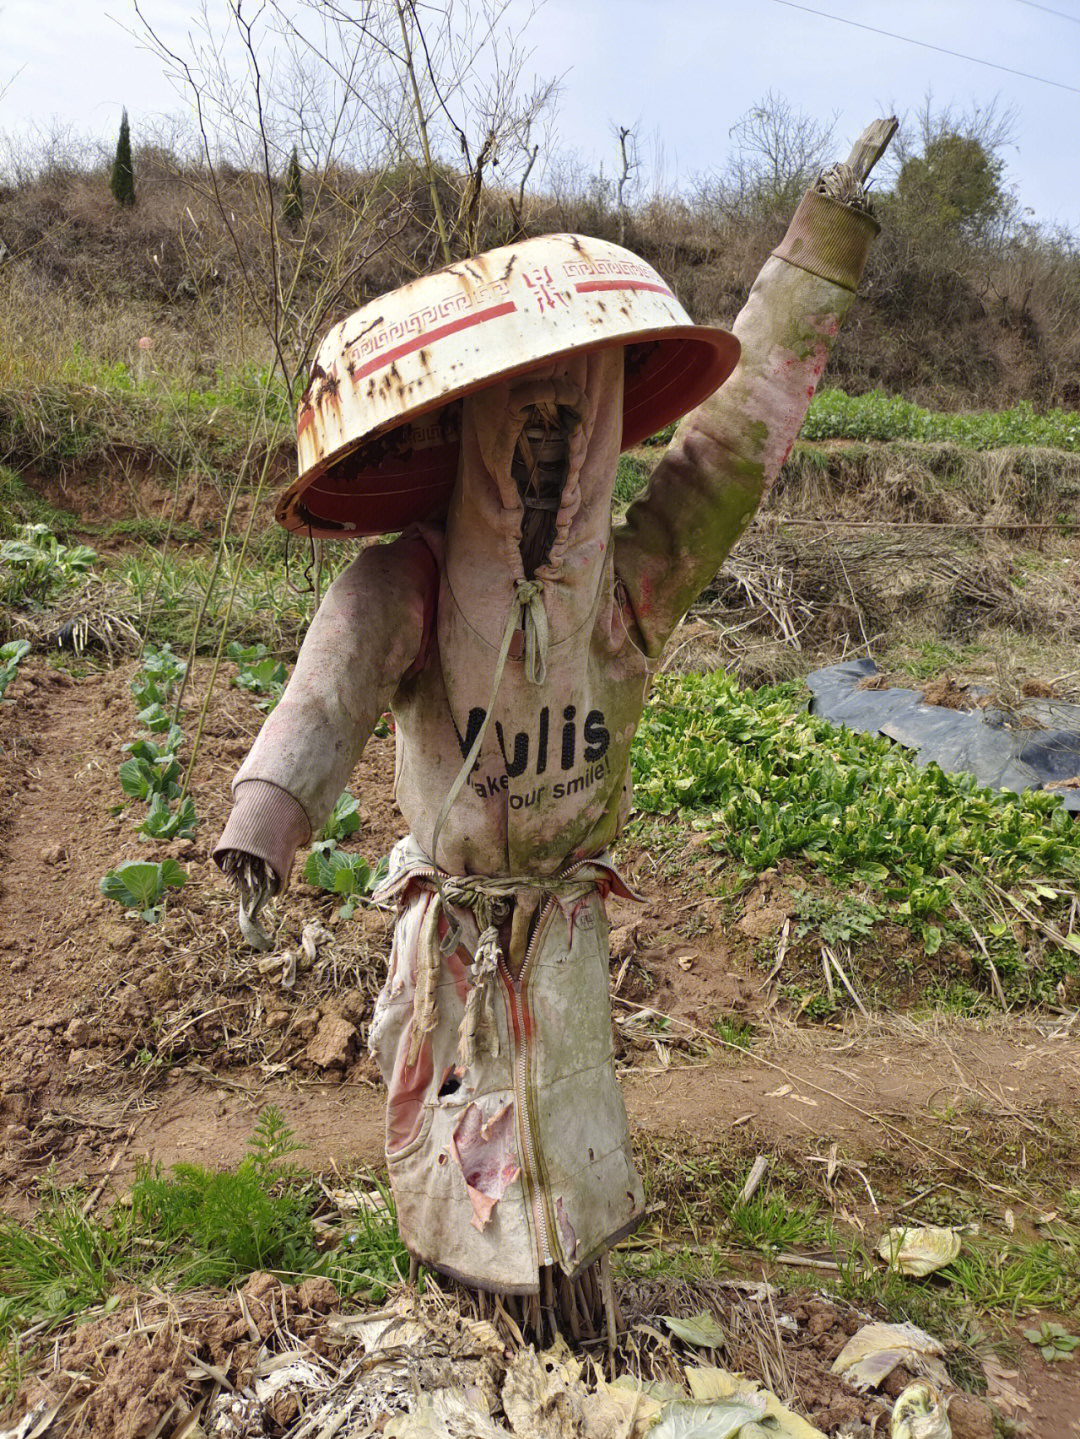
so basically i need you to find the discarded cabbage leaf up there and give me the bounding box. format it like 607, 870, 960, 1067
890, 1382, 951, 1439
878, 1226, 961, 1277
502, 1343, 585, 1438
649, 1400, 771, 1439
253, 1357, 329, 1405
590, 1378, 663, 1437
0, 1403, 62, 1439
685, 1366, 827, 1438
611, 1375, 685, 1405
663, 1311, 726, 1348
385, 1389, 508, 1438
832, 1322, 949, 1392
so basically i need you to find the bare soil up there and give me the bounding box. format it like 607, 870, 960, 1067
2, 658, 1079, 1435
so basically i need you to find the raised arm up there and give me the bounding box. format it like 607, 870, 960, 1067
615, 120, 895, 655
213, 530, 436, 893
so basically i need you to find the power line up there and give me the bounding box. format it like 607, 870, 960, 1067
1011, 0, 1080, 24
769, 0, 1080, 94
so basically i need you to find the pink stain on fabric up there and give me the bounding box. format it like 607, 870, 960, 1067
452, 1103, 520, 1231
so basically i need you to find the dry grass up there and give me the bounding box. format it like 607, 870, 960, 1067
5, 577, 142, 659
643, 442, 1080, 683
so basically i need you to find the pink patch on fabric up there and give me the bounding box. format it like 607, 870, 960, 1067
452, 1103, 520, 1231
556, 1197, 578, 1259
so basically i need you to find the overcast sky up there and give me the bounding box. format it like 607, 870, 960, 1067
2, 0, 1079, 230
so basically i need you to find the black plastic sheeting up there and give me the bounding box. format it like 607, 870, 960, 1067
806, 660, 1080, 814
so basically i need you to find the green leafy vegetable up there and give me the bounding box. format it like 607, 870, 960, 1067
138, 795, 199, 841
1025, 1322, 1080, 1362
319, 791, 362, 844
632, 671, 1080, 1004
118, 754, 182, 802
303, 845, 387, 919
135, 702, 177, 734
229, 641, 287, 711
0, 525, 96, 606
130, 645, 186, 708
99, 859, 187, 922
0, 640, 31, 701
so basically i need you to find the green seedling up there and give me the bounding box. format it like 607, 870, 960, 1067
99, 859, 187, 922
131, 644, 186, 709
140, 643, 187, 687
0, 640, 31, 701
138, 794, 199, 841
712, 1015, 754, 1051
318, 791, 362, 846
1025, 1322, 1080, 1362
724, 1187, 824, 1255
228, 640, 287, 711
118, 752, 182, 803
303, 846, 387, 919
226, 641, 270, 665
135, 701, 177, 734
123, 734, 183, 764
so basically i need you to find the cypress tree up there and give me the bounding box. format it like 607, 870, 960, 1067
283, 145, 303, 228
110, 109, 135, 208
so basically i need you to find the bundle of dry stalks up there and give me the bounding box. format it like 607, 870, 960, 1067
7, 577, 141, 658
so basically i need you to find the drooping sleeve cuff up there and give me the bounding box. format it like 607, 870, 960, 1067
213, 779, 312, 891
772, 190, 880, 293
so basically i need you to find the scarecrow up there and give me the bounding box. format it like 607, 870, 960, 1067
216, 121, 894, 1338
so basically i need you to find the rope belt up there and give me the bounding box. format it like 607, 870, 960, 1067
405, 863, 600, 1071
413, 569, 580, 1071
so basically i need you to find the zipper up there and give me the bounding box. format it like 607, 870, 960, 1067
390, 854, 603, 1272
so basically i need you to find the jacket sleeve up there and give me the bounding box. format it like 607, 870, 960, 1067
213, 530, 437, 889
614, 189, 879, 656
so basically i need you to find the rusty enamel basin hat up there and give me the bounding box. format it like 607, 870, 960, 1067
277, 233, 740, 537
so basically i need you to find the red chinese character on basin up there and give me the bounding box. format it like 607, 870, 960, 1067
523, 264, 570, 312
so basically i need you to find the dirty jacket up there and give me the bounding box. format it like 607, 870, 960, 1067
215, 190, 878, 1289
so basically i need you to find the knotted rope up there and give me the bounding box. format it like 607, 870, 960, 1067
407, 866, 600, 1072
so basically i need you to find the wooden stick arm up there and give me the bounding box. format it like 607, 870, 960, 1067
846, 116, 899, 184
816, 116, 898, 209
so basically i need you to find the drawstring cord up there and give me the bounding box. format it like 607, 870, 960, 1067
428, 578, 548, 954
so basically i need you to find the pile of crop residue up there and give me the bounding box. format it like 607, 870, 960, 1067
1, 1272, 1000, 1439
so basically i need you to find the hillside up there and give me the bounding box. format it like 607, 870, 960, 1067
2, 147, 1080, 411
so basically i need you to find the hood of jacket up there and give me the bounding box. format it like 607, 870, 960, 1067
442, 345, 624, 652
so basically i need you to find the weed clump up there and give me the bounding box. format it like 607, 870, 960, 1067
0, 1108, 406, 1360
